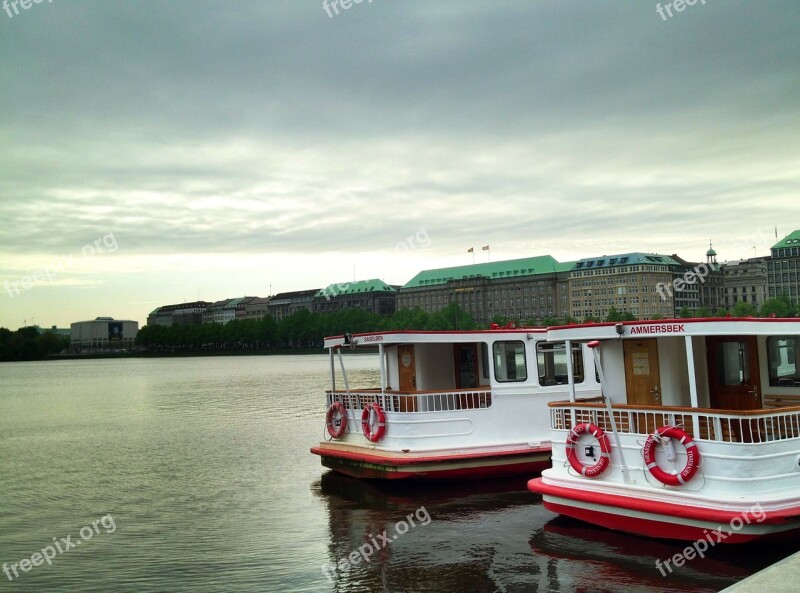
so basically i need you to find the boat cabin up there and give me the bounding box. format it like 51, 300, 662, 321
547, 318, 800, 443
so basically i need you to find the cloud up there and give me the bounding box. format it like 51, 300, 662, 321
0, 1, 799, 327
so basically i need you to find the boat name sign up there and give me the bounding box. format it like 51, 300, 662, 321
629, 324, 685, 335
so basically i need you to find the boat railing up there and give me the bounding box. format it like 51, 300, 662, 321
549, 401, 800, 444
326, 388, 493, 413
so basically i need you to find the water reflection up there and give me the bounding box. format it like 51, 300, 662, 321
314, 473, 537, 592
314, 472, 797, 593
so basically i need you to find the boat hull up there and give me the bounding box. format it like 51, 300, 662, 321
528, 477, 800, 543
311, 443, 551, 480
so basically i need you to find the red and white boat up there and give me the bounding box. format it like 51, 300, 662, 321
528, 318, 800, 543
311, 328, 601, 479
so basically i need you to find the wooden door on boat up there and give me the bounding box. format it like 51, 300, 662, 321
397, 344, 418, 412
398, 345, 416, 391
623, 339, 662, 434
707, 336, 762, 410
453, 344, 479, 389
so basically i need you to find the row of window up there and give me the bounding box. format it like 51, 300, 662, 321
770, 249, 800, 259
489, 336, 799, 388
491, 341, 586, 384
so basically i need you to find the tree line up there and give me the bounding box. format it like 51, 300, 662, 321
135, 294, 797, 353
1, 295, 795, 360
134, 304, 481, 352
0, 327, 70, 361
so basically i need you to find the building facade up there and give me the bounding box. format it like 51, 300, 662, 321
313, 279, 398, 316
397, 256, 573, 324
569, 253, 679, 320
202, 297, 259, 325
768, 230, 800, 306
669, 248, 724, 314
245, 297, 272, 320
70, 317, 139, 351
722, 258, 768, 311
267, 289, 319, 322
147, 301, 211, 327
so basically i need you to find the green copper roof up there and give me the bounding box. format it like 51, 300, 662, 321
574, 253, 680, 271
772, 230, 800, 250
403, 255, 572, 289
316, 279, 397, 298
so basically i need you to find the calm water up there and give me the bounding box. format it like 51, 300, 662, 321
0, 355, 796, 592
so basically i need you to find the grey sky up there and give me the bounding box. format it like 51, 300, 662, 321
1, 1, 798, 327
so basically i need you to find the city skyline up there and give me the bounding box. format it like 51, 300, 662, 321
2, 2, 799, 329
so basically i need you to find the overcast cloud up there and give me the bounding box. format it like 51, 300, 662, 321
1, 0, 798, 327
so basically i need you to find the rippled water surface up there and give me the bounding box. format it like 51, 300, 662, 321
0, 355, 796, 592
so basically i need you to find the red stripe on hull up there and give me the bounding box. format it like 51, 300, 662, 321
529, 478, 800, 543
313, 447, 551, 480
311, 445, 550, 466
541, 501, 763, 543
528, 478, 800, 524
322, 456, 550, 480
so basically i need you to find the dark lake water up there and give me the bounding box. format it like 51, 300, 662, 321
0, 355, 796, 592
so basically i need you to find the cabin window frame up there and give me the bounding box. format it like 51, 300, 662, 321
767, 336, 800, 387
537, 341, 585, 386
492, 341, 528, 382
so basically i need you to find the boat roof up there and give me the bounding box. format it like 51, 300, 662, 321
546, 317, 800, 341
324, 328, 547, 349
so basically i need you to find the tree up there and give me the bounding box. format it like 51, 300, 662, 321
429, 303, 475, 330
678, 307, 693, 319
696, 306, 712, 318
732, 301, 757, 317
761, 294, 796, 318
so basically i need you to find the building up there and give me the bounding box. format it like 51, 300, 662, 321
313, 279, 398, 316
721, 258, 768, 311
397, 255, 573, 324
669, 247, 724, 315
267, 289, 319, 322
245, 297, 272, 320
147, 301, 210, 327
202, 297, 259, 325
569, 253, 679, 320
70, 317, 138, 351
768, 230, 800, 306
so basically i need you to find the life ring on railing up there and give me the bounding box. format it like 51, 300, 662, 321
361, 402, 386, 443
565, 423, 612, 478
325, 402, 348, 439
643, 426, 700, 486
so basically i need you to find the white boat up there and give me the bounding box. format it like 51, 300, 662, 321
528, 318, 800, 543
311, 327, 601, 479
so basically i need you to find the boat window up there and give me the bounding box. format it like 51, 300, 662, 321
716, 341, 752, 385
481, 342, 489, 379
537, 342, 585, 385
493, 341, 527, 382
767, 336, 800, 387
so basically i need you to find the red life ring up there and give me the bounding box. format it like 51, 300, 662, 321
325, 402, 348, 439
361, 402, 386, 443
643, 426, 701, 486
565, 423, 612, 478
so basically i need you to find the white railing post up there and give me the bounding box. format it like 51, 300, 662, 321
684, 335, 701, 438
